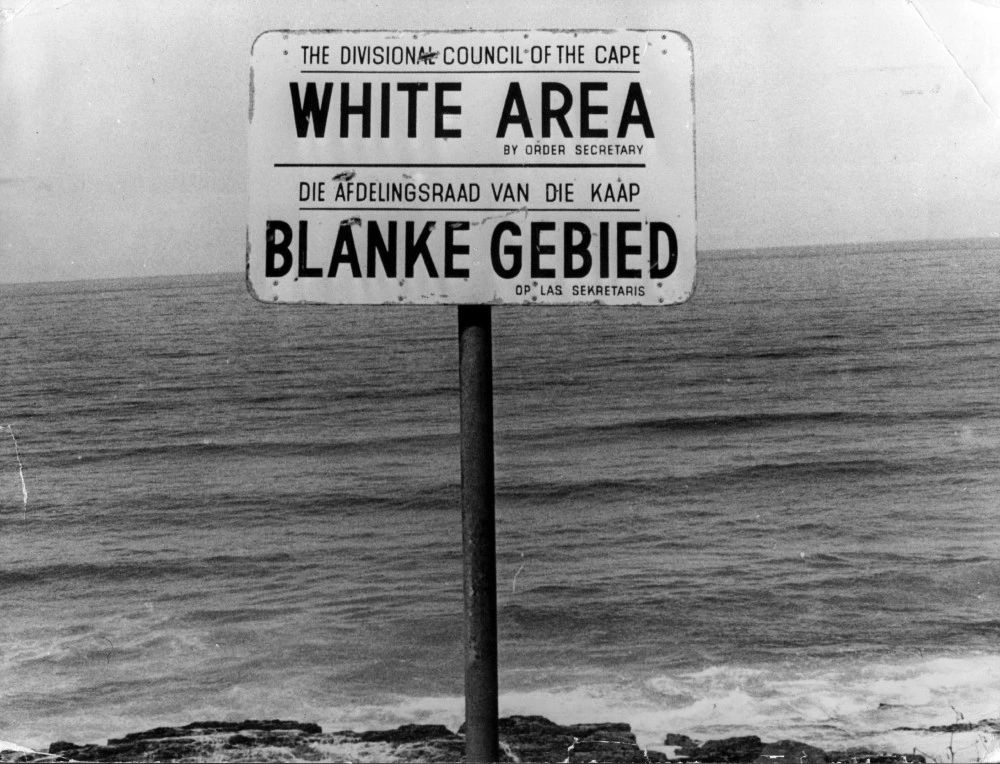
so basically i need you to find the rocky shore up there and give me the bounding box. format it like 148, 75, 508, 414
2, 714, 988, 763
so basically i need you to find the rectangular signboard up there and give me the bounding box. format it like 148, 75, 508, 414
248, 30, 695, 305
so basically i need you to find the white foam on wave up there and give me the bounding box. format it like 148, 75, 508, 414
229, 652, 1000, 763
8, 652, 1000, 761
314, 653, 1000, 762
634, 654, 1000, 759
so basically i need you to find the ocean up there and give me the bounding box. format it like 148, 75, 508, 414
2, 242, 999, 760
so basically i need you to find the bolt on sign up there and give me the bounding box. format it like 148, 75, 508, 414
248, 30, 695, 305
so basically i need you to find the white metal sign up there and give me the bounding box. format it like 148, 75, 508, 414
248, 30, 695, 305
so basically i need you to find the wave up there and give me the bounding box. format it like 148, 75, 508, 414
57, 431, 457, 467
0, 552, 298, 588
7, 652, 999, 757
175, 652, 1000, 764
508, 408, 990, 446
497, 457, 937, 506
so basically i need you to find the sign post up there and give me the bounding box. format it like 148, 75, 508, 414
458, 304, 498, 763
248, 28, 695, 761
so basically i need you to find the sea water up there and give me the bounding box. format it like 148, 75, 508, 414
1, 242, 999, 760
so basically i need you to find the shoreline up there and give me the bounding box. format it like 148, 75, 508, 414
6, 715, 998, 763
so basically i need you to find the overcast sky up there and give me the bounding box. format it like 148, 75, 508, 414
1, 0, 998, 283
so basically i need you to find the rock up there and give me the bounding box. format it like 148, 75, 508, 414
46, 735, 214, 761
664, 732, 698, 748
47, 742, 80, 755
106, 726, 191, 743
754, 739, 828, 763
825, 748, 926, 763
358, 724, 461, 745
494, 715, 576, 761
566, 722, 648, 763
2, 754, 71, 764
224, 734, 256, 747
32, 720, 524, 764
460, 715, 663, 763
1, 741, 72, 764
681, 735, 764, 762
352, 723, 466, 763
28, 716, 934, 763
44, 720, 322, 762
924, 722, 977, 733
185, 719, 322, 735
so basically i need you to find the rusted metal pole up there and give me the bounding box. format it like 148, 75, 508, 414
458, 304, 499, 763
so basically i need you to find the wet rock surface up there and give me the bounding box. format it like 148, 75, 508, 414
0, 715, 950, 762
670, 735, 929, 763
